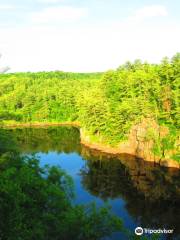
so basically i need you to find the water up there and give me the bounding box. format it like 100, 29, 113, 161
0, 126, 180, 239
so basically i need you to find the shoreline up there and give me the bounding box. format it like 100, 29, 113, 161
81, 138, 180, 169
1, 121, 179, 169
1, 121, 80, 128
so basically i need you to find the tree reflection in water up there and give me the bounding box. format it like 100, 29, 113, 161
80, 147, 180, 237
0, 126, 179, 238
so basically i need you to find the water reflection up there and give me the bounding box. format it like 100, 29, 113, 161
80, 147, 180, 236
0, 126, 180, 238
0, 126, 81, 154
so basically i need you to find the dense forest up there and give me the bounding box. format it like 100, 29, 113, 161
0, 54, 179, 164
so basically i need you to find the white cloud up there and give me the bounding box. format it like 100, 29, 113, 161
129, 5, 168, 21
30, 6, 88, 24
0, 4, 15, 10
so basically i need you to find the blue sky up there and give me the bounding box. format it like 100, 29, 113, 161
0, 0, 180, 72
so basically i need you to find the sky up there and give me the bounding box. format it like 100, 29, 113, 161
0, 0, 180, 72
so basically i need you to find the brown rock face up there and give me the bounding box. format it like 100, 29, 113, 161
80, 118, 180, 169
125, 118, 179, 168
126, 118, 158, 161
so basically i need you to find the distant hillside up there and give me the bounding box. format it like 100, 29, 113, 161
0, 54, 179, 165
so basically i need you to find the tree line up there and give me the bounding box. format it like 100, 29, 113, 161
0, 53, 179, 162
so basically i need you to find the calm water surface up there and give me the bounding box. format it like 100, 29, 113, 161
1, 126, 180, 240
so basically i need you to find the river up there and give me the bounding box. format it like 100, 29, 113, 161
0, 126, 180, 240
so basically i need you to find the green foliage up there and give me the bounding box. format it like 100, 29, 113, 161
171, 154, 180, 163
0, 152, 122, 240
0, 72, 102, 123
0, 54, 179, 159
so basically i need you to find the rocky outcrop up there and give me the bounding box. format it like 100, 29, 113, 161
80, 118, 180, 169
